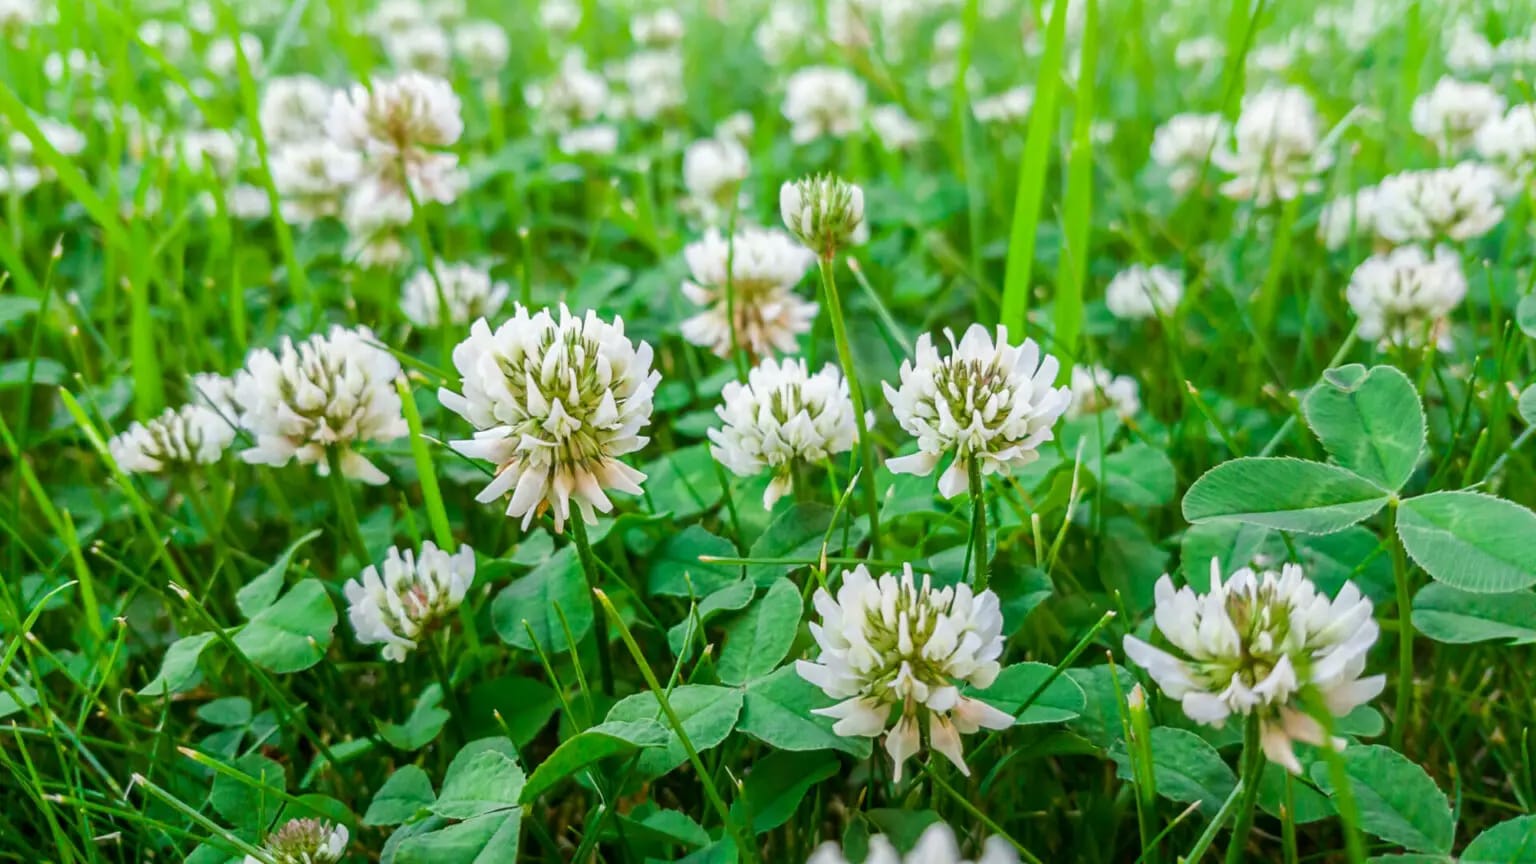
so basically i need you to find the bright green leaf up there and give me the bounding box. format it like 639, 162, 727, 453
396, 809, 521, 864
237, 529, 322, 618
728, 750, 837, 834
606, 685, 743, 776
1411, 583, 1536, 645
380, 685, 450, 751
1302, 364, 1425, 492
966, 662, 1085, 725
1310, 744, 1453, 854
647, 525, 738, 597
139, 632, 217, 697
521, 720, 669, 803
232, 580, 337, 674
433, 741, 525, 820
1110, 727, 1235, 818
1102, 443, 1177, 507
1397, 492, 1536, 593
364, 765, 436, 826
740, 665, 872, 758
1183, 458, 1390, 534
1463, 815, 1536, 864
491, 546, 593, 653
716, 578, 802, 685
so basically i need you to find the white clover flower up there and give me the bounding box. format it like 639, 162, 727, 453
0, 165, 40, 195
271, 138, 362, 224
400, 262, 509, 327
972, 86, 1034, 125
0, 0, 41, 32
367, 0, 429, 37
631, 8, 684, 46
1474, 103, 1536, 182
1175, 35, 1224, 71
1317, 186, 1379, 251
1446, 23, 1495, 74
1497, 32, 1536, 66
454, 20, 510, 76
172, 129, 243, 178
557, 123, 619, 157
782, 67, 867, 144
1105, 264, 1184, 321
10, 119, 86, 160
619, 49, 686, 121
342, 187, 414, 268
780, 174, 866, 256
682, 137, 749, 219
327, 71, 465, 209
108, 404, 235, 474
883, 324, 1071, 498
384, 25, 451, 75
439, 305, 659, 532
798, 564, 1013, 782
1373, 163, 1504, 245
1067, 365, 1141, 420
541, 0, 580, 36
709, 358, 859, 508
243, 819, 348, 864
1214, 86, 1332, 205
1123, 561, 1385, 774
44, 49, 103, 85
219, 183, 273, 220
1151, 113, 1225, 195
190, 372, 241, 427
1346, 244, 1466, 349
755, 4, 815, 66
206, 34, 263, 79
345, 541, 473, 662
808, 823, 1019, 864
260, 75, 333, 145
681, 226, 818, 359
234, 325, 407, 484
138, 20, 191, 61
525, 53, 609, 132
715, 111, 754, 145
1410, 77, 1506, 156
869, 105, 923, 151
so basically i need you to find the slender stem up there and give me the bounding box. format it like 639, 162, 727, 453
921, 760, 1045, 864
323, 447, 370, 568
570, 517, 614, 696
1182, 779, 1246, 864
1386, 498, 1413, 749
967, 458, 988, 591
1224, 715, 1266, 864
723, 196, 748, 379
817, 256, 883, 558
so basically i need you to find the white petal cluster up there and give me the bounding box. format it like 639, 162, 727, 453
709, 358, 859, 509
616, 49, 686, 122
631, 8, 684, 46
243, 818, 348, 864
1123, 561, 1385, 774
260, 75, 333, 146
2, 119, 86, 194
327, 71, 466, 211
383, 25, 451, 76
1150, 113, 1225, 195
1346, 245, 1466, 349
780, 174, 866, 256
171, 128, 243, 178
0, 0, 42, 33
1317, 187, 1379, 250
782, 67, 867, 144
1067, 365, 1141, 420
190, 372, 241, 426
345, 542, 474, 662
1214, 86, 1332, 204
1372, 163, 1504, 245
525, 53, 609, 132
681, 226, 818, 359
1410, 76, 1505, 155
558, 123, 619, 157
755, 4, 814, 66
400, 263, 509, 328
1474, 103, 1536, 182
541, 0, 580, 37
454, 20, 510, 76
440, 305, 659, 532
808, 823, 1018, 864
869, 105, 923, 151
682, 136, 750, 219
1105, 264, 1183, 321
883, 324, 1071, 498
234, 326, 407, 484
1175, 35, 1224, 71
1446, 23, 1495, 74
271, 138, 362, 224
972, 86, 1034, 125
206, 34, 263, 79
797, 564, 1013, 782
108, 404, 235, 474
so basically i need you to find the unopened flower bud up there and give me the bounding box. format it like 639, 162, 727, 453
779, 174, 864, 257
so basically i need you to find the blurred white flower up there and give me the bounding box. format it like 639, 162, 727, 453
1373, 163, 1504, 245
0, 0, 41, 32
526, 53, 609, 131
384, 25, 451, 75
244, 819, 347, 864
681, 226, 818, 358
1151, 113, 1225, 195
972, 86, 1033, 125
10, 118, 86, 160
755, 4, 816, 66
220, 183, 273, 220
454, 20, 509, 76
1123, 561, 1385, 774
44, 49, 103, 85
808, 823, 1019, 864
715, 111, 754, 145
709, 358, 859, 508
260, 75, 333, 145
108, 404, 235, 474
541, 0, 581, 38
1067, 365, 1140, 420
1175, 35, 1224, 71
138, 20, 191, 61
558, 123, 619, 156
780, 174, 865, 256
0, 165, 40, 195
1346, 244, 1466, 349
189, 372, 241, 427
400, 262, 509, 327
172, 129, 243, 178
884, 324, 1071, 498
271, 138, 362, 224
782, 67, 867, 143
205, 33, 263, 79
345, 541, 473, 662
342, 187, 414, 267
1474, 103, 1536, 182
328, 71, 466, 209
1317, 186, 1379, 250
1496, 31, 1536, 66
869, 105, 923, 150
1105, 264, 1183, 321
683, 136, 749, 219
631, 8, 684, 46
1410, 76, 1505, 156
1215, 86, 1332, 205
234, 325, 407, 484
439, 305, 659, 532
1446, 23, 1495, 74
619, 49, 685, 121
798, 564, 1013, 782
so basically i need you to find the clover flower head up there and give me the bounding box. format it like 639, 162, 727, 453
1373, 163, 1504, 245
972, 86, 1033, 125
1067, 365, 1141, 420
1105, 264, 1184, 321
1474, 103, 1536, 182
869, 105, 923, 151
682, 136, 750, 218
1150, 112, 1226, 195
781, 66, 867, 143
260, 75, 333, 146
400, 262, 509, 328
1446, 23, 1495, 73
1346, 244, 1466, 349
631, 8, 684, 46
1410, 76, 1505, 155
808, 822, 1019, 864
233, 325, 407, 484
345, 541, 474, 662
108, 404, 235, 474
709, 358, 859, 508
383, 25, 452, 76
454, 20, 510, 76
1214, 86, 1332, 204
883, 324, 1071, 498
525, 52, 608, 132
327, 71, 465, 208
557, 123, 619, 157
797, 564, 1013, 782
779, 174, 865, 257
271, 138, 362, 224
206, 33, 263, 79
439, 305, 660, 532
1317, 186, 1380, 250
680, 226, 817, 359
243, 818, 347, 864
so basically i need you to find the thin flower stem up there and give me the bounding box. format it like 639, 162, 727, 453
967, 458, 988, 591
323, 447, 371, 568
1181, 778, 1246, 864
1224, 714, 1266, 864
723, 195, 749, 379
570, 517, 614, 696
817, 256, 883, 559
921, 759, 1046, 864
1386, 498, 1413, 749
